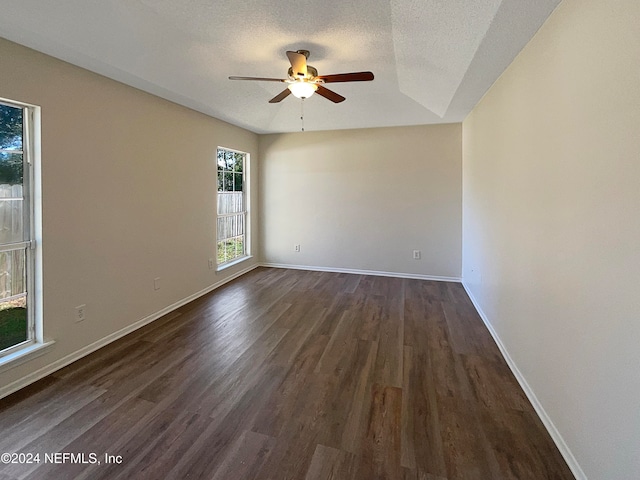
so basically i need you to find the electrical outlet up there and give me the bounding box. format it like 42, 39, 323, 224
208, 258, 215, 270
154, 277, 161, 290
75, 304, 86, 323
294, 244, 301, 252
413, 250, 421, 260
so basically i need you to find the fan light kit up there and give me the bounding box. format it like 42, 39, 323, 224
288, 80, 318, 99
229, 49, 374, 104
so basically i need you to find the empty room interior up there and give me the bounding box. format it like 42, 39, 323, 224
0, 0, 638, 478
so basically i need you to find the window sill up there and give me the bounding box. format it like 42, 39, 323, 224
0, 340, 55, 374
216, 255, 253, 273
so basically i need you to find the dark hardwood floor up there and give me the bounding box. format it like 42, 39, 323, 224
0, 267, 574, 479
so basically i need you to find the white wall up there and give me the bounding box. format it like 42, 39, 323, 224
0, 38, 259, 395
259, 124, 462, 279
462, 0, 640, 478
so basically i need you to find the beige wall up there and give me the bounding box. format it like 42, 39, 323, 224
0, 38, 259, 394
462, 0, 640, 478
259, 125, 462, 279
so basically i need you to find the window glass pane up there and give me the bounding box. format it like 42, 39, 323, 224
0, 249, 26, 299
234, 173, 243, 192
0, 99, 33, 355
0, 249, 27, 350
0, 105, 23, 151
216, 236, 244, 265
216, 148, 247, 265
0, 298, 27, 351
0, 152, 24, 186
0, 199, 24, 244
223, 171, 233, 192
217, 170, 224, 192
217, 240, 226, 264
0, 153, 25, 244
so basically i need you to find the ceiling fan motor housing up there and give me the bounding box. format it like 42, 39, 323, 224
288, 65, 318, 80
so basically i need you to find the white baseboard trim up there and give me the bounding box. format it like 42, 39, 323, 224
261, 262, 461, 283
461, 282, 586, 480
0, 262, 259, 401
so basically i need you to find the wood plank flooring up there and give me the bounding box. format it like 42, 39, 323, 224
0, 267, 575, 479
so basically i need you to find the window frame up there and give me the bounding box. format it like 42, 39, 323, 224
0, 97, 47, 370
215, 146, 250, 270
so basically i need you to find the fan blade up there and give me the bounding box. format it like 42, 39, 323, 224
317, 71, 374, 83
316, 85, 345, 103
269, 89, 292, 103
229, 76, 286, 82
286, 51, 307, 77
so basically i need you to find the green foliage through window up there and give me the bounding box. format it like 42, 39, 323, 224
0, 306, 27, 351
217, 148, 244, 192
0, 153, 23, 185
0, 104, 24, 185
0, 104, 23, 150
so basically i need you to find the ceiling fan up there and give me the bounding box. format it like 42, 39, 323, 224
229, 50, 374, 103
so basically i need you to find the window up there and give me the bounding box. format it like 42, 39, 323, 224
216, 147, 248, 266
0, 99, 36, 358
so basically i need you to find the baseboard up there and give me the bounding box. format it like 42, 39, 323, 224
261, 262, 461, 283
0, 262, 259, 401
461, 282, 587, 480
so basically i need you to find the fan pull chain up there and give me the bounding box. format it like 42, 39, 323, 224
300, 99, 305, 132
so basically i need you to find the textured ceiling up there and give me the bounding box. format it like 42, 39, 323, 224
0, 0, 560, 133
